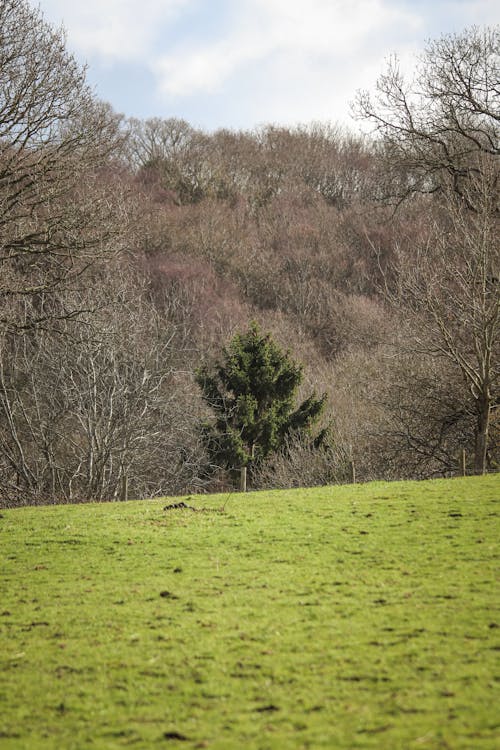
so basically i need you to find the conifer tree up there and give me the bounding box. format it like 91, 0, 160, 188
196, 323, 327, 482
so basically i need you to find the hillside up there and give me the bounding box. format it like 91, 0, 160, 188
1, 11, 498, 503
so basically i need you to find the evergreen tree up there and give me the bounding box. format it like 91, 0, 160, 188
196, 323, 327, 483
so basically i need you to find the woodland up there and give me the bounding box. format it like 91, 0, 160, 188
0, 0, 498, 506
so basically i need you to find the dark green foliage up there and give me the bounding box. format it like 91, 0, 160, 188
196, 323, 326, 482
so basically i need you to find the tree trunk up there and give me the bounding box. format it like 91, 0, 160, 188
239, 466, 247, 493
474, 394, 490, 475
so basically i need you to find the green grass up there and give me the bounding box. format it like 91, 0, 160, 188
0, 476, 499, 749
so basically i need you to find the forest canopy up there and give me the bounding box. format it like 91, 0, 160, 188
0, 2, 498, 506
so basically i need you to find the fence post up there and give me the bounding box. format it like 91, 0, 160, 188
120, 474, 129, 501
460, 449, 466, 477
240, 466, 247, 493
349, 460, 356, 484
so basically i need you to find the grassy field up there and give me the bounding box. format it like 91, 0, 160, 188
0, 476, 499, 749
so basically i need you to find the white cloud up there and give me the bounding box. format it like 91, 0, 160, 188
154, 0, 421, 97
35, 0, 191, 62
30, 0, 500, 128
150, 0, 426, 128
453, 0, 500, 26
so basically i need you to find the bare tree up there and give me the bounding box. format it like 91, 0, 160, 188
356, 26, 499, 474
0, 263, 207, 507
253, 431, 350, 490
355, 26, 499, 209
126, 117, 212, 204
0, 0, 126, 333
394, 176, 498, 474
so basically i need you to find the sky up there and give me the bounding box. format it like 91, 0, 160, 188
29, 0, 499, 132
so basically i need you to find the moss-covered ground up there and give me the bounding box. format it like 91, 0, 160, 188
0, 476, 499, 749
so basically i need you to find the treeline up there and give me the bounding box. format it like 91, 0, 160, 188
0, 1, 498, 506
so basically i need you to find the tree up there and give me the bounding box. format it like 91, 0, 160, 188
0, 0, 126, 334
252, 431, 350, 490
393, 179, 499, 475
126, 117, 210, 204
195, 323, 327, 485
355, 25, 499, 209
0, 263, 206, 507
357, 26, 499, 474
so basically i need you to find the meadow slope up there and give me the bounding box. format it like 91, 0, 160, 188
0, 476, 499, 749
